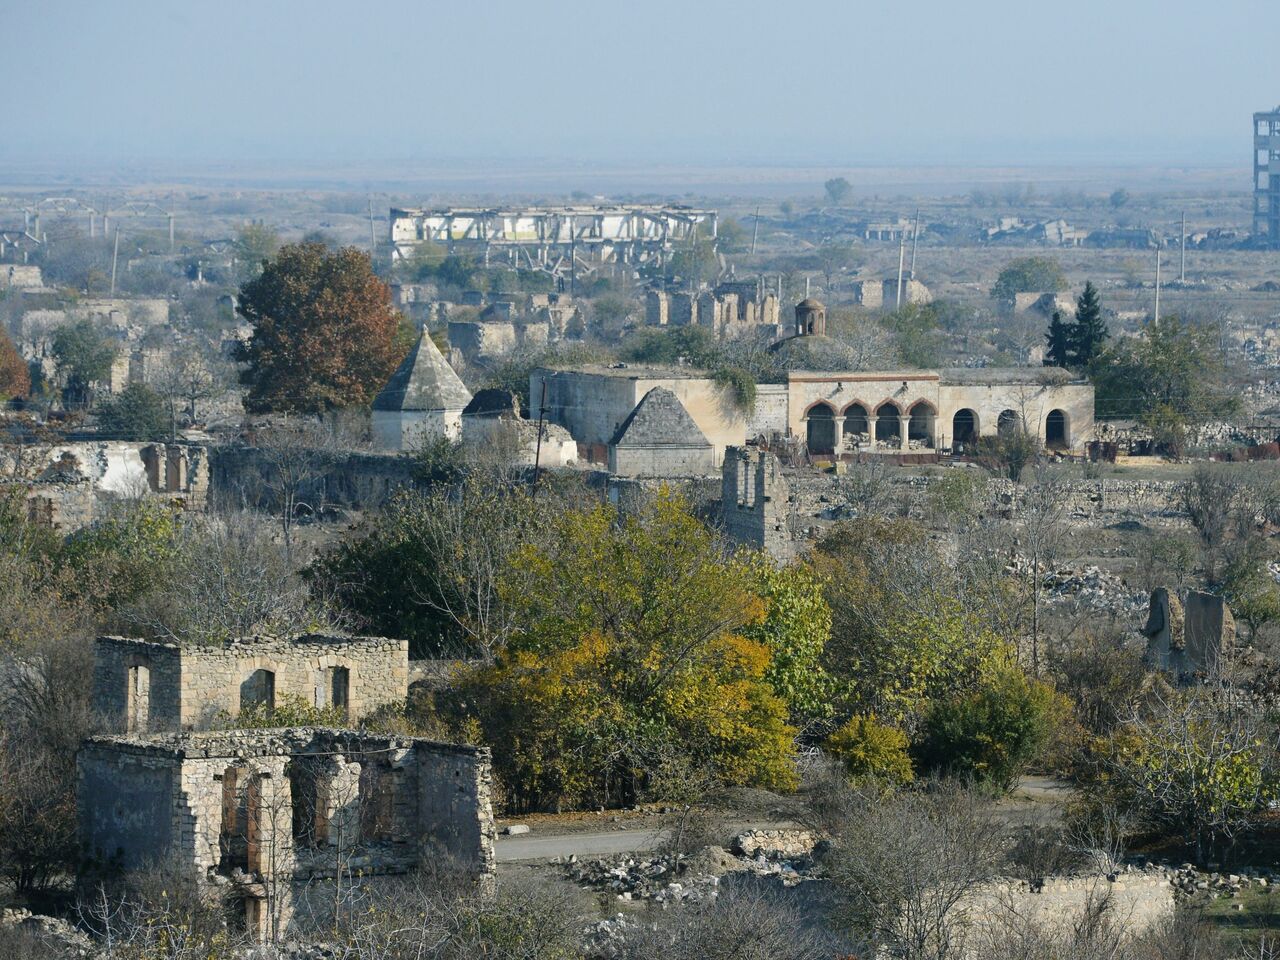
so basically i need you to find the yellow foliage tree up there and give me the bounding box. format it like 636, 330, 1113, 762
468, 494, 796, 811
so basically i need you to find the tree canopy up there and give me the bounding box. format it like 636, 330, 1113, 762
990, 257, 1067, 302
51, 318, 116, 408
0, 329, 30, 400
824, 177, 853, 205
234, 242, 408, 413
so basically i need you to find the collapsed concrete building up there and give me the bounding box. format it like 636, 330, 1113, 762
93, 634, 410, 733
371, 333, 473, 451
1255, 106, 1280, 249
390, 205, 716, 275
78, 727, 495, 939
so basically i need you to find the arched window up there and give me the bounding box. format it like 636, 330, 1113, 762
907, 402, 936, 447
805, 402, 836, 455
1046, 409, 1070, 449
843, 403, 869, 439
952, 408, 979, 444
875, 402, 901, 443
240, 669, 275, 712
997, 409, 1022, 437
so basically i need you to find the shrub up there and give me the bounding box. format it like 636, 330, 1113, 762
826, 715, 913, 786
913, 665, 1069, 791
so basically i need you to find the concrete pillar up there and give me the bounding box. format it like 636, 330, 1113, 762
867, 415, 878, 449
833, 417, 845, 457
899, 413, 910, 452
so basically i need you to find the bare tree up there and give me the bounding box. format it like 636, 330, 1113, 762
826, 783, 1005, 960
251, 418, 339, 560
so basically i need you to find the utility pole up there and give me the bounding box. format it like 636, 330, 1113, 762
1153, 246, 1161, 324
895, 231, 906, 308
750, 205, 760, 255
909, 207, 921, 280
367, 198, 378, 260
168, 208, 175, 253
1180, 211, 1186, 283
110, 227, 120, 296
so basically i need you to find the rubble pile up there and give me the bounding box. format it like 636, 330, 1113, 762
1041, 564, 1147, 618
561, 830, 821, 904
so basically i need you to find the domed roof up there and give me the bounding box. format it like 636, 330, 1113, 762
796, 297, 825, 310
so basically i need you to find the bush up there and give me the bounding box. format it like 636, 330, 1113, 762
95, 382, 168, 440
913, 665, 1069, 791
826, 715, 913, 786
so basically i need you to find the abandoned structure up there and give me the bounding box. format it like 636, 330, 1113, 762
390, 205, 716, 274
78, 727, 494, 939
1255, 107, 1280, 248
372, 333, 473, 451
447, 317, 550, 365
93, 634, 410, 733
459, 389, 578, 468
791, 367, 1093, 456
720, 446, 794, 561
531, 364, 747, 467
645, 282, 782, 339
608, 386, 716, 477
1142, 588, 1236, 678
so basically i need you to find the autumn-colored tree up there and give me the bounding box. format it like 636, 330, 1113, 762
466, 495, 796, 811
0, 330, 30, 401
235, 242, 407, 413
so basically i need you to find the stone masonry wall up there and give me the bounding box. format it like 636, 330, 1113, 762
209, 446, 419, 514
93, 635, 409, 733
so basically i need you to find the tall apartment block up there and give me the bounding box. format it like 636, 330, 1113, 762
1255, 108, 1280, 248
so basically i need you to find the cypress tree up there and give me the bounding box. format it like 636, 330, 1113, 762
1044, 311, 1072, 367
1070, 281, 1108, 366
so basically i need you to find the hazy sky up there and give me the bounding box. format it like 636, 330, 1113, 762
3, 0, 1277, 169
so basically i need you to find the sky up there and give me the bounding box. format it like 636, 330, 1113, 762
2, 0, 1278, 172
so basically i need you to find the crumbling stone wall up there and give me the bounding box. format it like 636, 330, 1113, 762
93, 635, 410, 732
721, 446, 794, 561
77, 728, 495, 939
963, 873, 1174, 947
209, 446, 420, 514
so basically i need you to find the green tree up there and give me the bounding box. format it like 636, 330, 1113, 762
990, 256, 1067, 302
95, 382, 168, 440
716, 217, 749, 253
235, 242, 407, 413
469, 495, 796, 810
1109, 188, 1131, 210
1070, 280, 1108, 366
825, 714, 914, 786
1043, 311, 1072, 368
1090, 315, 1239, 455
881, 303, 944, 368
913, 664, 1069, 791
233, 223, 281, 282
824, 176, 853, 205
738, 556, 833, 727
51, 318, 116, 408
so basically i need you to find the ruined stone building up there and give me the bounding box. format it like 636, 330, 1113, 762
608, 386, 716, 477
531, 364, 747, 467
1142, 588, 1236, 679
460, 389, 578, 468
720, 446, 794, 561
93, 634, 410, 733
371, 332, 472, 451
78, 728, 494, 938
645, 284, 782, 339
538, 298, 1095, 474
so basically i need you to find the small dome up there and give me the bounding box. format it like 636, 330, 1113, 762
797, 297, 825, 310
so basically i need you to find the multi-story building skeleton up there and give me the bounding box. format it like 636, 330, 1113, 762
1254, 107, 1280, 248
389, 205, 716, 276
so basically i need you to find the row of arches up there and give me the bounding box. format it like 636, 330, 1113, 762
803, 401, 1070, 454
